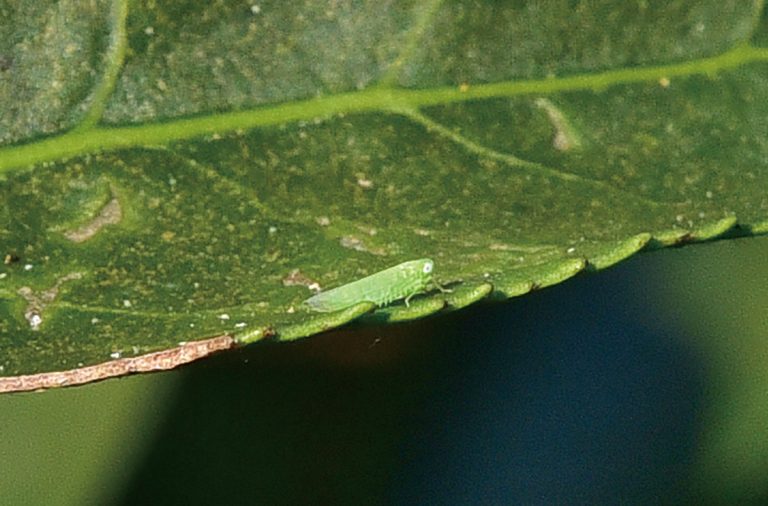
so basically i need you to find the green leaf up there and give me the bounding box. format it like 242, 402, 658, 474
1, 1, 767, 390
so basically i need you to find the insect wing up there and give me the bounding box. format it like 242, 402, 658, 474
303, 258, 434, 312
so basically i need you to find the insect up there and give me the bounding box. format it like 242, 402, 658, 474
303, 258, 446, 312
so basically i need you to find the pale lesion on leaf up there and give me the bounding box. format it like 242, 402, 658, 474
63, 194, 122, 243
339, 235, 389, 256
47, 177, 124, 242
282, 268, 321, 292
534, 97, 584, 152
16, 272, 84, 331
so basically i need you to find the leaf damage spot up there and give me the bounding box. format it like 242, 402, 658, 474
63, 195, 122, 243
534, 97, 583, 151
356, 174, 374, 189
17, 272, 84, 330
282, 269, 321, 292
0, 335, 235, 393
339, 236, 387, 255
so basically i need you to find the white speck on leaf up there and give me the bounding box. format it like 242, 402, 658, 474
29, 313, 43, 330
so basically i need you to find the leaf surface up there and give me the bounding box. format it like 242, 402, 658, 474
1, 0, 767, 389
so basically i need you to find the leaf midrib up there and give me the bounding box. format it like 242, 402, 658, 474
1, 44, 767, 177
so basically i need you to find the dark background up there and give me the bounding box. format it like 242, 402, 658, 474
2, 237, 767, 505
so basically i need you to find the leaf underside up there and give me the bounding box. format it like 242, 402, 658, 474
1, 0, 767, 390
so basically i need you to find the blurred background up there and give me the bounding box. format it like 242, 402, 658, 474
1, 236, 767, 505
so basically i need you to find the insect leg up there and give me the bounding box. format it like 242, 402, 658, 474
432, 279, 453, 294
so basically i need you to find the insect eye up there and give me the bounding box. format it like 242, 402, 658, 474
423, 262, 433, 274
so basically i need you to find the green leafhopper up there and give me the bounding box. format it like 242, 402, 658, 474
303, 258, 441, 312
